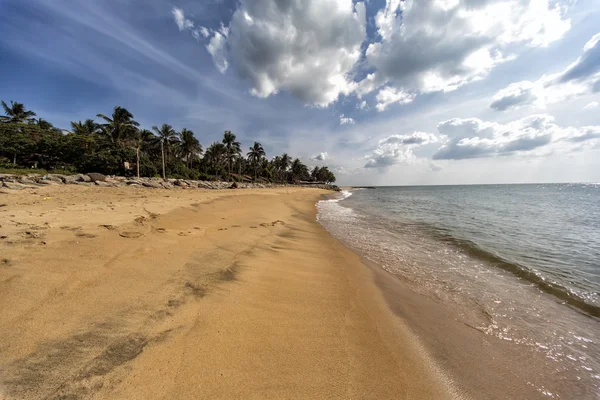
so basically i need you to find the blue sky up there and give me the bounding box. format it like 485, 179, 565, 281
1, 0, 599, 185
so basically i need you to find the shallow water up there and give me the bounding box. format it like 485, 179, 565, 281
317, 184, 600, 398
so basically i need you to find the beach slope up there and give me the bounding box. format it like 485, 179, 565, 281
0, 186, 458, 399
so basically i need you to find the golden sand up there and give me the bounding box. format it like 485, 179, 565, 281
0, 185, 459, 399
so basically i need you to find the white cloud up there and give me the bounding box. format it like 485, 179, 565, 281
339, 114, 355, 125
357, 100, 368, 110
364, 131, 437, 168
365, 0, 570, 94
491, 32, 600, 111
375, 86, 415, 111
311, 152, 329, 161
210, 0, 367, 106
584, 101, 599, 110
433, 115, 600, 160
207, 31, 229, 74
172, 7, 194, 31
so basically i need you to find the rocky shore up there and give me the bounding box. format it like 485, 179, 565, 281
0, 173, 339, 191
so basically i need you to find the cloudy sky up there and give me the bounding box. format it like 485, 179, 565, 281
1, 0, 599, 185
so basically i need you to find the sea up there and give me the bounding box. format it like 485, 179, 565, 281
317, 183, 600, 398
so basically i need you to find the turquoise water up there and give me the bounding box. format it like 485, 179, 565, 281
317, 183, 600, 398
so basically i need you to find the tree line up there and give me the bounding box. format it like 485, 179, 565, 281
0, 101, 336, 183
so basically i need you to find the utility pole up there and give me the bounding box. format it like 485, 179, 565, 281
161, 139, 166, 180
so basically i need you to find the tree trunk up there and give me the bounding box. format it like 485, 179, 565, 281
161, 140, 166, 180
13, 153, 17, 166
136, 147, 140, 179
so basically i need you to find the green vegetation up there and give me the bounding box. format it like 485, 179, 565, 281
0, 101, 335, 183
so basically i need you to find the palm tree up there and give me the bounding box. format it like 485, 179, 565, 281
96, 106, 139, 147
222, 130, 241, 176
152, 124, 179, 179
34, 118, 58, 131
0, 101, 36, 123
132, 129, 155, 178
291, 158, 309, 182
247, 141, 266, 180
179, 128, 202, 168
70, 119, 99, 135
204, 142, 226, 180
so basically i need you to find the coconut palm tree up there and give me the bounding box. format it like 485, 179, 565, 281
70, 119, 100, 136
131, 129, 155, 178
152, 124, 179, 179
204, 142, 226, 180
247, 141, 265, 180
179, 128, 202, 168
96, 106, 139, 147
222, 130, 241, 176
290, 158, 309, 182
0, 101, 36, 123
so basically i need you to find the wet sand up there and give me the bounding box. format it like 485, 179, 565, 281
0, 185, 459, 399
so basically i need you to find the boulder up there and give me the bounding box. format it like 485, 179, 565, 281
87, 173, 107, 182
229, 182, 238, 189
2, 182, 37, 190
39, 180, 61, 185
46, 174, 66, 183
141, 181, 162, 189
18, 177, 37, 185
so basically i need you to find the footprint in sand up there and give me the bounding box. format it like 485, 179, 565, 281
75, 233, 97, 239
119, 232, 144, 238
99, 224, 117, 230
231, 225, 241, 228
155, 228, 167, 233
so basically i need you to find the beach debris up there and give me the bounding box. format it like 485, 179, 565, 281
119, 231, 144, 238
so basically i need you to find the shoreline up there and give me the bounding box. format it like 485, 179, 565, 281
316, 188, 600, 399
0, 185, 458, 399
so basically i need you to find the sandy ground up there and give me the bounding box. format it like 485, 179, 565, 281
0, 185, 460, 399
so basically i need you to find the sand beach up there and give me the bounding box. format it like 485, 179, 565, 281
0, 185, 459, 399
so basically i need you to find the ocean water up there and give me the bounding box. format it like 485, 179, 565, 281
317, 184, 600, 398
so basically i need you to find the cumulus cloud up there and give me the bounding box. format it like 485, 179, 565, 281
201, 0, 367, 106
491, 32, 600, 111
206, 28, 229, 74
375, 86, 415, 111
311, 152, 329, 161
365, 0, 569, 94
364, 132, 437, 168
433, 115, 600, 160
584, 101, 599, 110
173, 0, 571, 108
339, 114, 355, 125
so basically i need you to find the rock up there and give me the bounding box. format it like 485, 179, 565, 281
46, 174, 66, 183
229, 182, 238, 189
87, 173, 106, 182
160, 181, 174, 189
2, 182, 37, 190
18, 177, 37, 185
95, 181, 117, 187
173, 180, 188, 187
141, 181, 162, 189
39, 180, 61, 185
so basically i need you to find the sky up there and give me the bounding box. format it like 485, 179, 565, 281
1, 0, 599, 185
